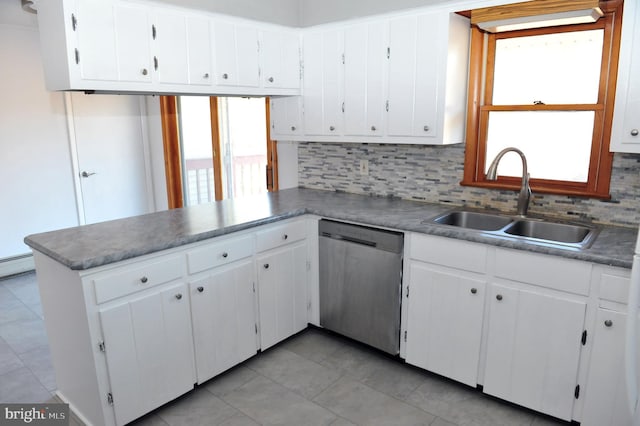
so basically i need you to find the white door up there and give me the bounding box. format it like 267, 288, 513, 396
152, 11, 188, 85
257, 241, 308, 350
483, 284, 586, 421
343, 22, 386, 136
190, 260, 258, 384
71, 93, 150, 224
405, 263, 485, 386
99, 283, 195, 426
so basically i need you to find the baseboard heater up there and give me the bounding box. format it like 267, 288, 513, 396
0, 253, 35, 278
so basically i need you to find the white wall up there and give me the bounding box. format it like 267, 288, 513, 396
145, 96, 169, 211
277, 141, 298, 189
0, 1, 78, 260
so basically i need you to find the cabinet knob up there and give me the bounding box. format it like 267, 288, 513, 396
496, 294, 503, 301
203, 73, 209, 79
371, 126, 377, 131
222, 252, 228, 258
141, 68, 148, 76
470, 288, 477, 294
140, 276, 148, 284
197, 286, 204, 293
632, 129, 639, 137
175, 293, 182, 300
604, 319, 613, 327
263, 264, 269, 269
291, 126, 296, 131
222, 73, 228, 79
329, 126, 335, 131
268, 77, 274, 83
283, 234, 288, 240
423, 125, 430, 132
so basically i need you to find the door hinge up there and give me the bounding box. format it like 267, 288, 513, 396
152, 24, 157, 40
574, 384, 580, 399
387, 47, 390, 59
71, 13, 77, 31
255, 324, 258, 334
74, 48, 80, 65
107, 393, 114, 405
581, 330, 587, 345
406, 286, 409, 298
306, 260, 311, 271
253, 282, 256, 293
404, 330, 407, 342
385, 100, 389, 112
98, 341, 106, 352
341, 53, 345, 64
307, 300, 312, 311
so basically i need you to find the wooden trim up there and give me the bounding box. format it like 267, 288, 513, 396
480, 104, 604, 111
265, 98, 278, 192
159, 96, 183, 209
209, 97, 223, 201
471, 0, 602, 25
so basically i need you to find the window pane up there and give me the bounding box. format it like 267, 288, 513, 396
179, 96, 214, 206
218, 97, 267, 199
493, 30, 603, 105
485, 111, 594, 182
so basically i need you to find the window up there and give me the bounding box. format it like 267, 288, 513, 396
461, 2, 623, 198
160, 96, 277, 208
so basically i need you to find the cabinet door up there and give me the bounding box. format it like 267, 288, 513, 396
257, 241, 308, 350
261, 30, 300, 89
190, 260, 257, 384
303, 30, 343, 136
187, 16, 213, 86
271, 97, 303, 138
386, 13, 439, 138
152, 12, 188, 85
75, 1, 118, 81
611, 0, 640, 152
405, 263, 485, 386
213, 20, 237, 85
235, 25, 260, 87
213, 21, 259, 87
484, 284, 586, 421
114, 4, 152, 83
581, 309, 638, 426
343, 22, 386, 137
99, 283, 195, 425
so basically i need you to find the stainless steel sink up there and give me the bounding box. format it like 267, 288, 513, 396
429, 210, 599, 250
431, 211, 513, 231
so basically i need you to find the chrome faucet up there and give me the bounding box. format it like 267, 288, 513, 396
486, 147, 531, 217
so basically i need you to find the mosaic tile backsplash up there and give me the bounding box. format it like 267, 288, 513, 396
298, 142, 640, 228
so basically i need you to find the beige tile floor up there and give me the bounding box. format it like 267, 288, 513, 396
0, 272, 567, 426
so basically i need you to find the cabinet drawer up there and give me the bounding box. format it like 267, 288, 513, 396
494, 248, 592, 295
187, 235, 253, 274
597, 267, 631, 304
92, 256, 184, 304
256, 220, 307, 252
410, 234, 487, 273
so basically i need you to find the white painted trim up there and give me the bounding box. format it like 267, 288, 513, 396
138, 96, 156, 213
63, 92, 87, 226
55, 391, 96, 426
0, 254, 35, 278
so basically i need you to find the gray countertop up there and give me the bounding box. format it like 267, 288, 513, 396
24, 188, 638, 270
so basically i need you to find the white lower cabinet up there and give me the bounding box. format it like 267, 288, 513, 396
581, 308, 634, 426
405, 263, 485, 386
483, 284, 586, 421
257, 241, 308, 350
189, 259, 258, 384
99, 282, 195, 426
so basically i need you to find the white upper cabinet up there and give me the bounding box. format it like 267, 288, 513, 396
213, 20, 260, 88
611, 0, 640, 152
113, 4, 152, 84
150, 10, 189, 85
303, 29, 344, 136
343, 21, 386, 137
270, 96, 303, 137
261, 29, 301, 90
74, 1, 118, 82
186, 16, 213, 86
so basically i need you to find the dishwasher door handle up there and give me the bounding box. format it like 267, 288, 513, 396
320, 233, 377, 248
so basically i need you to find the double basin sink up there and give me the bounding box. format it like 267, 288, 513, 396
429, 210, 599, 250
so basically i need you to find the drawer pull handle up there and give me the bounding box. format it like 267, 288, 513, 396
197, 286, 204, 293
470, 288, 477, 294
140, 276, 148, 284
496, 294, 503, 301
222, 252, 228, 258
263, 264, 269, 269
283, 234, 288, 240
175, 294, 183, 300
605, 319, 613, 327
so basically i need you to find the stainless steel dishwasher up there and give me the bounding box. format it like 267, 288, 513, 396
319, 219, 404, 355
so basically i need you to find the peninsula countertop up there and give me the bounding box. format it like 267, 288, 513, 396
24, 188, 638, 270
